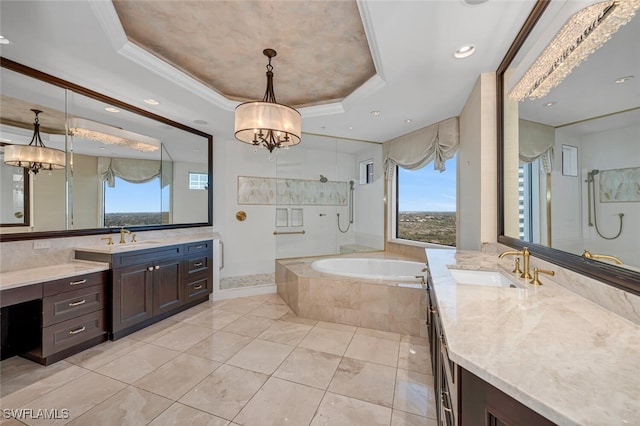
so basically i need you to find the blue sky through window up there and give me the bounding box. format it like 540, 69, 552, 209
104, 177, 163, 213
398, 154, 457, 212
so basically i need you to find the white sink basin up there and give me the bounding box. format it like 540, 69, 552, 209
447, 269, 524, 289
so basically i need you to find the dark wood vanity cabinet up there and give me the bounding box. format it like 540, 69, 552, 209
77, 240, 213, 340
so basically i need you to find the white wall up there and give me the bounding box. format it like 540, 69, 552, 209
458, 72, 497, 250
172, 161, 208, 224
352, 146, 384, 251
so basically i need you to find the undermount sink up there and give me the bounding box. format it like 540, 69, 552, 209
447, 268, 524, 289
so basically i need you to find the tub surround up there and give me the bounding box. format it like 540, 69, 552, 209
427, 247, 640, 425
276, 251, 428, 336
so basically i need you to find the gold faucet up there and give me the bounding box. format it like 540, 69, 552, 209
531, 268, 554, 286
119, 227, 131, 244
100, 236, 113, 245
499, 247, 532, 279
581, 250, 623, 265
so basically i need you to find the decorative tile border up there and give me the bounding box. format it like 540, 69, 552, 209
238, 176, 348, 205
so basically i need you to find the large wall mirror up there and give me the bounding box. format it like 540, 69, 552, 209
498, 0, 639, 295
0, 59, 212, 240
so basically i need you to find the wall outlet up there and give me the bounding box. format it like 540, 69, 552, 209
33, 240, 52, 250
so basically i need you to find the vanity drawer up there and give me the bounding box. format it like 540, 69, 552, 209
43, 284, 105, 326
185, 240, 212, 255
41, 310, 106, 357
112, 245, 182, 268
185, 276, 211, 300
185, 254, 210, 275
43, 271, 106, 296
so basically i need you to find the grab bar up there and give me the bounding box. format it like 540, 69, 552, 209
273, 230, 306, 235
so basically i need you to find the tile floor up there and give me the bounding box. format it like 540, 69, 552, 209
0, 293, 437, 425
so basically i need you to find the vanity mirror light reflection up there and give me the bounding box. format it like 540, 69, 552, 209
0, 60, 212, 237
499, 0, 640, 289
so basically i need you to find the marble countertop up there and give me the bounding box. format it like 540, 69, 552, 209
0, 260, 110, 291
74, 232, 220, 254
426, 248, 640, 426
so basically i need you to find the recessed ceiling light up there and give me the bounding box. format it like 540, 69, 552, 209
0, 35, 10, 45
615, 76, 634, 84
370, 110, 381, 116
462, 0, 489, 5
144, 98, 160, 105
454, 45, 475, 59
544, 101, 557, 107
105, 107, 120, 113
405, 119, 413, 124
193, 119, 208, 125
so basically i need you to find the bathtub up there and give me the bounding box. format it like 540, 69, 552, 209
311, 257, 426, 281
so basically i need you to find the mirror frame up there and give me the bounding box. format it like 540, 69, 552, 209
496, 0, 640, 297
0, 57, 213, 241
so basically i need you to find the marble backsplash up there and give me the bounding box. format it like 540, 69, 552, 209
482, 242, 640, 325
0, 226, 216, 273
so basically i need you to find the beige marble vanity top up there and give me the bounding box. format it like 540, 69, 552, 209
426, 248, 640, 426
0, 260, 109, 291
74, 232, 219, 254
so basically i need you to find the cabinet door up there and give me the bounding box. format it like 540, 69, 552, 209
112, 264, 153, 333
154, 257, 182, 315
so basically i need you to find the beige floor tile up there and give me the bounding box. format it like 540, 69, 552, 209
356, 327, 401, 341
398, 341, 432, 375
248, 293, 285, 304
95, 343, 180, 384
344, 334, 400, 367
391, 410, 437, 426
298, 327, 354, 356
248, 303, 291, 319
214, 298, 264, 314
401, 335, 430, 347
134, 353, 220, 400
315, 321, 357, 333
179, 364, 268, 420
181, 308, 219, 328
226, 339, 294, 375
18, 372, 126, 426
151, 323, 214, 351
280, 312, 318, 326
310, 392, 392, 426
171, 302, 212, 322
273, 347, 341, 389
210, 309, 243, 330
148, 403, 229, 426
328, 358, 396, 407
257, 320, 312, 345
0, 418, 24, 425
186, 331, 253, 362
0, 361, 89, 409
66, 386, 172, 425
65, 337, 144, 370
221, 315, 274, 338
393, 369, 436, 418
127, 318, 182, 342
234, 377, 324, 426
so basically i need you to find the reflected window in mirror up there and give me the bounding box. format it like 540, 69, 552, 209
189, 172, 208, 190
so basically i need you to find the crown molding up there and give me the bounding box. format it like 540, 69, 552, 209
356, 0, 386, 80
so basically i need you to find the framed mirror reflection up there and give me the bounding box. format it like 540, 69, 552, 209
0, 59, 212, 240
497, 0, 640, 294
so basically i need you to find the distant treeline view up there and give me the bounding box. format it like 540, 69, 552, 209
398, 211, 456, 247
105, 212, 169, 227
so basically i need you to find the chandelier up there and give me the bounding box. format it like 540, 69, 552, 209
509, 0, 640, 101
234, 49, 302, 153
3, 109, 66, 174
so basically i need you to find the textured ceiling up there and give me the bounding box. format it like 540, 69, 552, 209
112, 0, 375, 108
0, 95, 66, 135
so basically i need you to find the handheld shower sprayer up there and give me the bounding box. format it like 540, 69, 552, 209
585, 168, 623, 239
338, 180, 356, 233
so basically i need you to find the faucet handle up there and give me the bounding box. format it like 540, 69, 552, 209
530, 268, 554, 286
131, 233, 137, 243
100, 236, 113, 245
512, 258, 522, 274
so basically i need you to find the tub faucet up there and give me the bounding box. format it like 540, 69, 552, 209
581, 250, 623, 265
119, 227, 131, 244
499, 247, 531, 279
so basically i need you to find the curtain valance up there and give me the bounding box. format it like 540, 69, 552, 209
519, 119, 555, 173
98, 157, 171, 188
383, 116, 459, 178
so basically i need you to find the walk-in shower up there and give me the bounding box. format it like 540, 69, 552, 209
586, 169, 624, 240
337, 180, 355, 233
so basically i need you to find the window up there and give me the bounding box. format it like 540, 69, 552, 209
395, 154, 457, 246
103, 176, 163, 227
189, 172, 208, 190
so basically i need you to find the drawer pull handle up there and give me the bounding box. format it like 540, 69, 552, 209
194, 262, 203, 267
155, 265, 160, 270
147, 266, 154, 271
195, 245, 203, 250
69, 326, 86, 335
70, 279, 87, 286
69, 299, 87, 307
193, 285, 203, 290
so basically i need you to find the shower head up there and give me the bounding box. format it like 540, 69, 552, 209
349, 180, 354, 190
319, 175, 328, 183
591, 169, 600, 176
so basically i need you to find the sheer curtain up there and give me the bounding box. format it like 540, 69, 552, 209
383, 116, 459, 178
